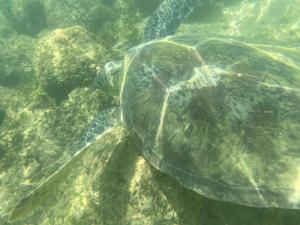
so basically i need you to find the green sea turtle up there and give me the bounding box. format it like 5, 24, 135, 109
9, 0, 300, 222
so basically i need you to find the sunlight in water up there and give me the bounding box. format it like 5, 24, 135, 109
289, 167, 300, 204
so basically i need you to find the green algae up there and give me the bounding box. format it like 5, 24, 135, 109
0, 0, 300, 225
35, 26, 106, 102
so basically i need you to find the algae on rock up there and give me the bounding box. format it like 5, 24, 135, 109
35, 26, 106, 102
1, 1, 300, 225
0, 0, 47, 36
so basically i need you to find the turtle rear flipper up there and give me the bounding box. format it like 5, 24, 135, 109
9, 108, 125, 222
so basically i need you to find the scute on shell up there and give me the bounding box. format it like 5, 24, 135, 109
120, 35, 300, 209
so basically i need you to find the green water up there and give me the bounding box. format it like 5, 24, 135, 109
0, 0, 300, 224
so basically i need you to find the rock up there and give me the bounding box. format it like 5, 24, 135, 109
0, 35, 35, 89
0, 0, 47, 36
0, 109, 5, 126
0, 9, 15, 38
35, 26, 106, 101
43, 0, 117, 33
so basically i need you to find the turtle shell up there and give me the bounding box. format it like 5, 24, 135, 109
120, 35, 300, 209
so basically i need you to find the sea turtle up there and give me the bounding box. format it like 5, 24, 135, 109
9, 0, 300, 222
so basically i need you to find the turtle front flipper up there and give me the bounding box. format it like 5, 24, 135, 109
9, 107, 126, 222
144, 0, 204, 40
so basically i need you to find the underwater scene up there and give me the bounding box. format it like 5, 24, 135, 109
0, 0, 300, 224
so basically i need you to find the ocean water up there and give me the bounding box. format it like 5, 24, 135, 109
0, 0, 300, 224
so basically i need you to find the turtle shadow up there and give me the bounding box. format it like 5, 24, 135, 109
87, 136, 300, 225
151, 168, 300, 225
93, 138, 138, 224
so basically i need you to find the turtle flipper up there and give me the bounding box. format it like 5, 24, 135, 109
9, 107, 124, 222
144, 0, 204, 40
8, 142, 94, 222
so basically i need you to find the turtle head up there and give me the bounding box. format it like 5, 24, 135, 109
94, 60, 122, 95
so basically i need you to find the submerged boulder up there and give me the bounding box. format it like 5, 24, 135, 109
35, 26, 106, 101
0, 0, 47, 36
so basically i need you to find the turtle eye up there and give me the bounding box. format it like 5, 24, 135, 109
94, 61, 116, 90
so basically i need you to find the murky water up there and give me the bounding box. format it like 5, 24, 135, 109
0, 0, 300, 224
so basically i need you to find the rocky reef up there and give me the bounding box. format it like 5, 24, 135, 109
0, 0, 300, 225
35, 26, 105, 101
